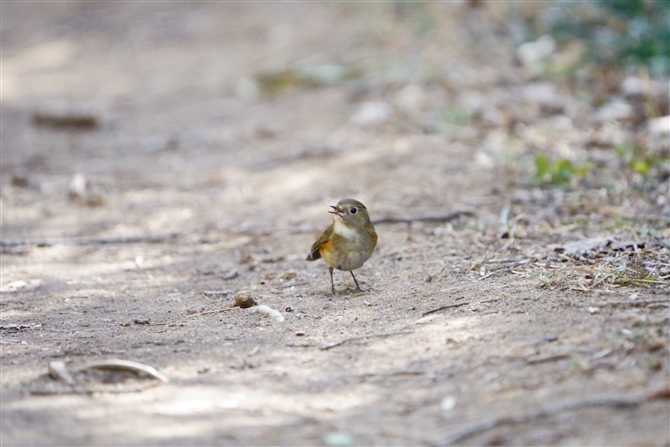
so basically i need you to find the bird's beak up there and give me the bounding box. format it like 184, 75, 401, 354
329, 205, 343, 215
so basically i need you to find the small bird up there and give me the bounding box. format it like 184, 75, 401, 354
306, 198, 378, 294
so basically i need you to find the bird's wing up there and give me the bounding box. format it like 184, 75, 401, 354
306, 223, 334, 261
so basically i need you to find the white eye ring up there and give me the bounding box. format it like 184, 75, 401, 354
350, 207, 358, 214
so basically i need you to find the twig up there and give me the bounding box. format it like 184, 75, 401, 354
320, 330, 414, 351
524, 353, 571, 365
203, 290, 233, 296
1, 233, 180, 248
422, 302, 470, 316
285, 343, 315, 348
477, 272, 495, 281
279, 281, 308, 288
435, 388, 670, 446
486, 259, 531, 271
187, 307, 237, 317
628, 279, 670, 285
372, 211, 474, 225
361, 370, 424, 378
476, 260, 532, 281
80, 359, 169, 384
577, 299, 669, 308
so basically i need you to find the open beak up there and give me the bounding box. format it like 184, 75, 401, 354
329, 205, 343, 215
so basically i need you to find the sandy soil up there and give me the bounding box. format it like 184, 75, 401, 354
2, 3, 668, 446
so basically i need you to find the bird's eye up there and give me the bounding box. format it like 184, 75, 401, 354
350, 207, 358, 215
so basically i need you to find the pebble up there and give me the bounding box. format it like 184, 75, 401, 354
516, 35, 556, 66
648, 115, 669, 135
350, 101, 392, 126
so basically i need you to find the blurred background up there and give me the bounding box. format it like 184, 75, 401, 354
3, 0, 668, 240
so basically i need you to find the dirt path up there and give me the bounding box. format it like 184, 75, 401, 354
2, 3, 668, 445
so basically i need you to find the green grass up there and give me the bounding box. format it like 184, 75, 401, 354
533, 153, 592, 186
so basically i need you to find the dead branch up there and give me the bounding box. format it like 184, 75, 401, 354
435, 388, 670, 446
372, 211, 474, 225
1, 233, 180, 249
320, 330, 414, 351
422, 302, 470, 317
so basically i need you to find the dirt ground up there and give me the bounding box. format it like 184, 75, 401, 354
1, 3, 669, 446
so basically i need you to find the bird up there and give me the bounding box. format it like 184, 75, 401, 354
306, 198, 378, 294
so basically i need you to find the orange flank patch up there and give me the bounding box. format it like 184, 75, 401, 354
319, 240, 333, 256
318, 240, 337, 268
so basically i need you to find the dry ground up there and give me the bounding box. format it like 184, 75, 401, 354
1, 3, 668, 446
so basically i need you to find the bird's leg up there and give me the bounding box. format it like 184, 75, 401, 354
329, 267, 335, 295
350, 271, 362, 292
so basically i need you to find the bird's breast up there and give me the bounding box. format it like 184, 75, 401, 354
320, 220, 376, 271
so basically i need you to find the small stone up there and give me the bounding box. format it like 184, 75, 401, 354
350, 101, 392, 127
0, 281, 27, 293
236, 77, 259, 101
85, 194, 106, 207
475, 151, 495, 169
68, 173, 87, 200
620, 76, 644, 96
394, 83, 430, 113
441, 396, 457, 411
296, 64, 350, 86
516, 35, 556, 66
222, 269, 239, 280
324, 432, 356, 447
597, 100, 633, 122
648, 115, 669, 135
234, 291, 256, 308
11, 168, 31, 188
522, 82, 560, 109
